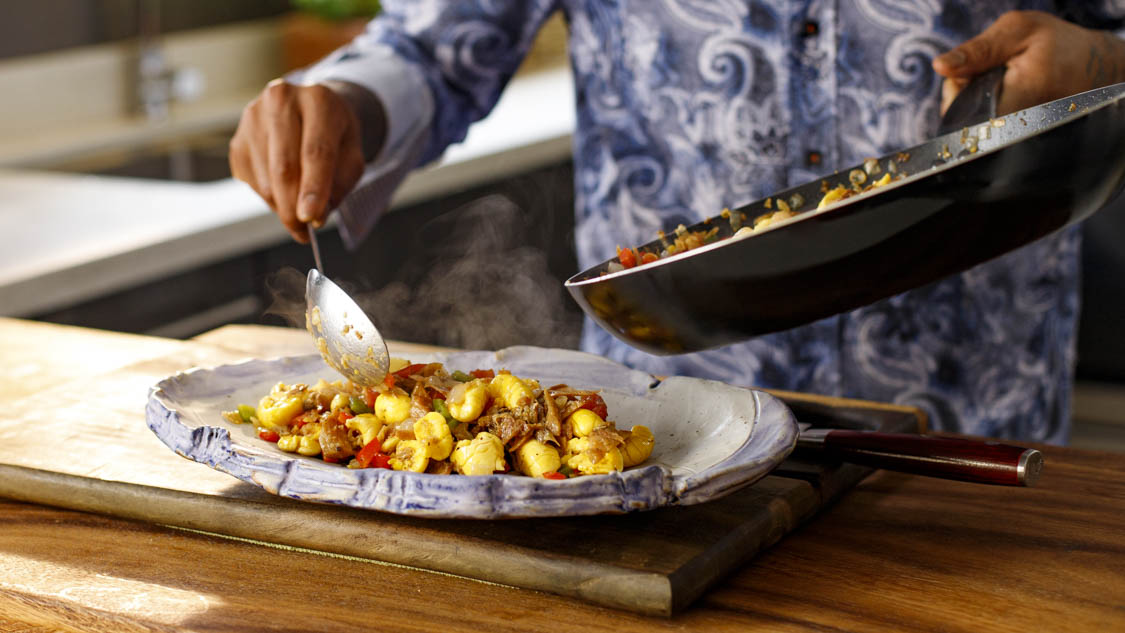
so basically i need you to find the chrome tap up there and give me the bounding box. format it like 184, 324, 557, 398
135, 0, 203, 121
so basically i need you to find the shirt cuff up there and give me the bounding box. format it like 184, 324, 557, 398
297, 45, 435, 248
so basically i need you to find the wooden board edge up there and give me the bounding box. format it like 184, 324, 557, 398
763, 388, 929, 433
0, 464, 675, 616
665, 476, 820, 614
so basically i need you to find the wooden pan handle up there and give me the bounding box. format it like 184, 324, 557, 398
799, 430, 1044, 486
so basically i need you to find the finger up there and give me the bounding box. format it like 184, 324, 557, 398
263, 83, 304, 238
933, 11, 1038, 78
267, 125, 308, 245
228, 135, 254, 191
327, 114, 367, 211
229, 106, 274, 208
248, 135, 276, 210
939, 77, 971, 115
230, 137, 272, 206
326, 143, 366, 219
274, 187, 309, 243
244, 116, 277, 210
295, 86, 346, 226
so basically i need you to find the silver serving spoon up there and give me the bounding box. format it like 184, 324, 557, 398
304, 225, 390, 388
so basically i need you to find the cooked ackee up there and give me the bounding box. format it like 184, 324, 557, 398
223, 359, 654, 478
609, 157, 904, 271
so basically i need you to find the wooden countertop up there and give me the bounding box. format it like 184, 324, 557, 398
1, 317, 1123, 632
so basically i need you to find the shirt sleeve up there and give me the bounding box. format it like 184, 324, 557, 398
1057, 1, 1125, 30
289, 0, 562, 248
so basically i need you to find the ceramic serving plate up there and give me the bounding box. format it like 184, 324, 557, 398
146, 346, 798, 519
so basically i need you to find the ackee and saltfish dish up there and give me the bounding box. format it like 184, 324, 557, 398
224, 358, 654, 479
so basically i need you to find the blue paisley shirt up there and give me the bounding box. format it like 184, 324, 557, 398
301, 1, 1125, 444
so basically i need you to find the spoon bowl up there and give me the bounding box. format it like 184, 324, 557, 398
305, 268, 390, 388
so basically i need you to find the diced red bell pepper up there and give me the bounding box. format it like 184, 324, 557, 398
542, 471, 567, 480
338, 410, 354, 424
371, 454, 392, 469
641, 251, 659, 264
355, 437, 384, 468
363, 387, 377, 409
470, 369, 495, 380
394, 363, 427, 379
616, 245, 637, 269
577, 393, 609, 420
291, 410, 319, 431
383, 373, 396, 390
258, 429, 280, 443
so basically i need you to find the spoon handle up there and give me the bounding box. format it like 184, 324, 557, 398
307, 225, 325, 274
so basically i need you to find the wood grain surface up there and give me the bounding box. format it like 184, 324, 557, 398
2, 320, 1123, 631
1, 447, 1122, 632
0, 317, 188, 402
0, 322, 916, 615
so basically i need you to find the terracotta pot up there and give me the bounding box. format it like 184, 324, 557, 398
280, 11, 569, 75
280, 12, 371, 72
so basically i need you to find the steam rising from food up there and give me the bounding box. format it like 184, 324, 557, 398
265, 193, 581, 351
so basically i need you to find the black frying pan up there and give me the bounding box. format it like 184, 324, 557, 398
565, 81, 1125, 355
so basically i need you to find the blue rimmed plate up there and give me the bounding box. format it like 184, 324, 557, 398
146, 346, 798, 519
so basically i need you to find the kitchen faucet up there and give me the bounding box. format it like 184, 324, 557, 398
135, 0, 203, 121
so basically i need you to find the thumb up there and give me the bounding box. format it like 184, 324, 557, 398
933, 11, 1035, 78
940, 76, 971, 115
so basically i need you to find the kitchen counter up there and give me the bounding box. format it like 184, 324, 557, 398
0, 66, 575, 318
1, 317, 1124, 631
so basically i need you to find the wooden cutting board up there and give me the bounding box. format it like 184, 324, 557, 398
0, 322, 924, 616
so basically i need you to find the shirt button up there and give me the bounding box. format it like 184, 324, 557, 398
801, 20, 819, 37
806, 150, 823, 167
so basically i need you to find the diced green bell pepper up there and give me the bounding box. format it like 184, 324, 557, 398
237, 404, 256, 423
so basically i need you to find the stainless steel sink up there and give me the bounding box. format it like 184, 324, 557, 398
47, 130, 233, 182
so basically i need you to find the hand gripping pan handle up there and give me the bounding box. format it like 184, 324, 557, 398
938, 65, 1006, 135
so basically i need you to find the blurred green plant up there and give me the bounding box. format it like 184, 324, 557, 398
291, 0, 380, 20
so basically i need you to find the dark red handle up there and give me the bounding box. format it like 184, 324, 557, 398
821, 431, 1043, 486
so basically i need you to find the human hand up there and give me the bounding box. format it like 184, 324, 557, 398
229, 80, 369, 243
933, 10, 1125, 117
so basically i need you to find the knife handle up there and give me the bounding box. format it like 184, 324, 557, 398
799, 430, 1043, 486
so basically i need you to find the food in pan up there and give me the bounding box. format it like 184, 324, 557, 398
223, 359, 654, 478
812, 170, 895, 213
610, 156, 906, 272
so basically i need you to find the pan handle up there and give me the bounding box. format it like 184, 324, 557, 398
938, 65, 1006, 134
799, 430, 1043, 486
